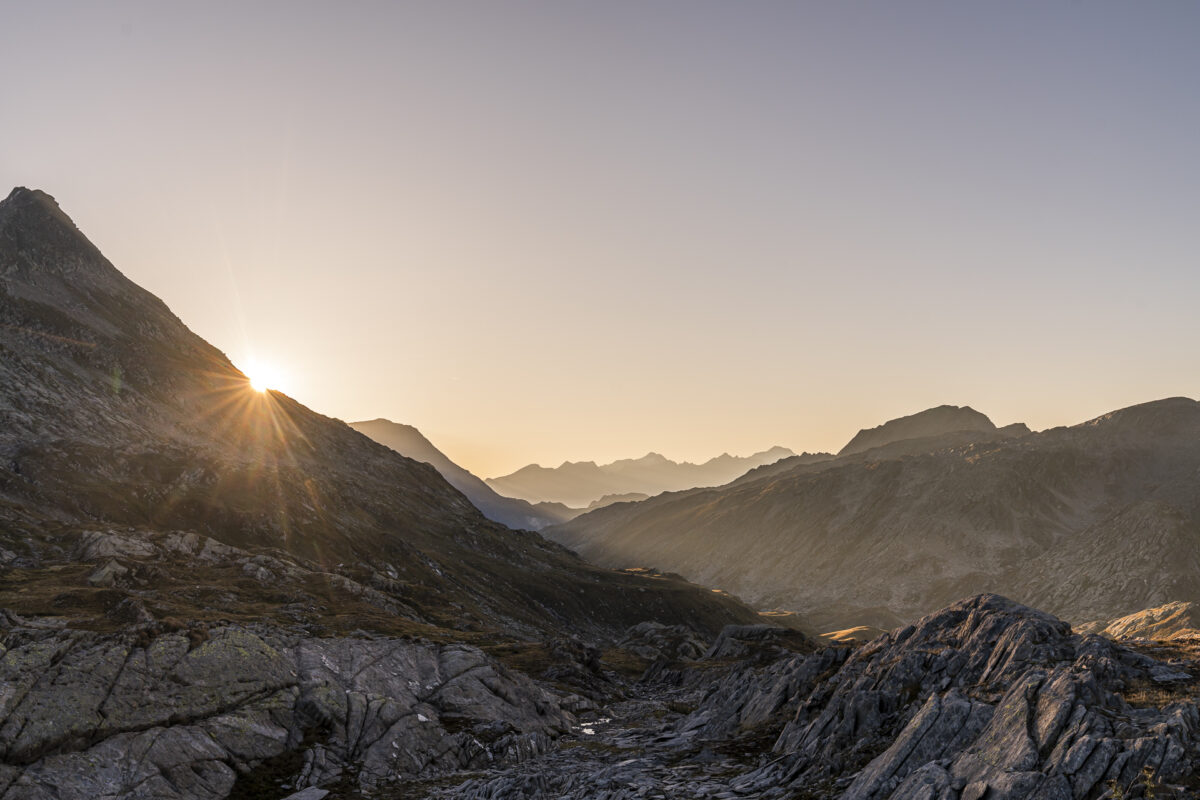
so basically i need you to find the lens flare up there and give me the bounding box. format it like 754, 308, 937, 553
244, 359, 284, 393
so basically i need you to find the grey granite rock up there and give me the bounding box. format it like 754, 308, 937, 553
2, 594, 1197, 799
0, 623, 572, 799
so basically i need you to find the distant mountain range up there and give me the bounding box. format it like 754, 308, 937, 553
349, 418, 569, 530
548, 400, 1200, 628
349, 421, 799, 529
485, 446, 805, 508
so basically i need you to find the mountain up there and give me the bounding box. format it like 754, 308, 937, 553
837, 404, 997, 456
0, 186, 763, 641
349, 418, 568, 530
485, 446, 797, 507
548, 400, 1200, 627
2, 188, 1198, 797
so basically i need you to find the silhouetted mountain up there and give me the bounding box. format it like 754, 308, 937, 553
0, 186, 763, 640
549, 400, 1200, 625
838, 404, 996, 456
486, 446, 795, 507
349, 418, 568, 530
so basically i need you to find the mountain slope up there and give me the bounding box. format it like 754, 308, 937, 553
548, 400, 1200, 625
485, 446, 796, 507
349, 418, 567, 530
0, 187, 762, 640
1078, 600, 1200, 640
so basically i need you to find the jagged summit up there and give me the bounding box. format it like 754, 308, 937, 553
1, 186, 65, 217
837, 404, 995, 456
0, 186, 107, 272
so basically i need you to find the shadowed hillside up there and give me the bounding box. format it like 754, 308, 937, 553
549, 400, 1200, 627
0, 186, 764, 640
349, 418, 568, 530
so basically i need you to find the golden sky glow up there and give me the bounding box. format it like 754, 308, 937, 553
4, 3, 1199, 477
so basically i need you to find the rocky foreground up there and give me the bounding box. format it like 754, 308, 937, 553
0, 595, 1196, 799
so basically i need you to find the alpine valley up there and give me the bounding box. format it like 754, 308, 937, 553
0, 188, 1197, 800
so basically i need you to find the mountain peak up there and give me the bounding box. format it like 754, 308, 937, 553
0, 186, 112, 282
2, 186, 59, 210
838, 404, 996, 456
2, 186, 87, 240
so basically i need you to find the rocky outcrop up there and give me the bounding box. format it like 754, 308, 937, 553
0, 619, 572, 799
616, 621, 708, 663
727, 595, 1200, 799
408, 596, 1200, 798
2, 595, 1195, 798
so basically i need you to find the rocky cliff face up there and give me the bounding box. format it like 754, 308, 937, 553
549, 398, 1200, 626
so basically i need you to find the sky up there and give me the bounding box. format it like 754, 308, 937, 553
3, 2, 1199, 477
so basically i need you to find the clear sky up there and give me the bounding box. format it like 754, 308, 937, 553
3, 2, 1199, 477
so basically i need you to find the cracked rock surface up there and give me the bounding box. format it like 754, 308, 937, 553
0, 621, 570, 799
2, 595, 1198, 799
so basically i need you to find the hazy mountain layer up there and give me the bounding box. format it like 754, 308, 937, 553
485, 446, 798, 508
0, 187, 762, 640
349, 418, 568, 530
549, 399, 1200, 625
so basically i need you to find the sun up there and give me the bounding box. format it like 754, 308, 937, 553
244, 359, 285, 393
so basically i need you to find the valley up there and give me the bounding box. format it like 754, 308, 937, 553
0, 187, 1197, 798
